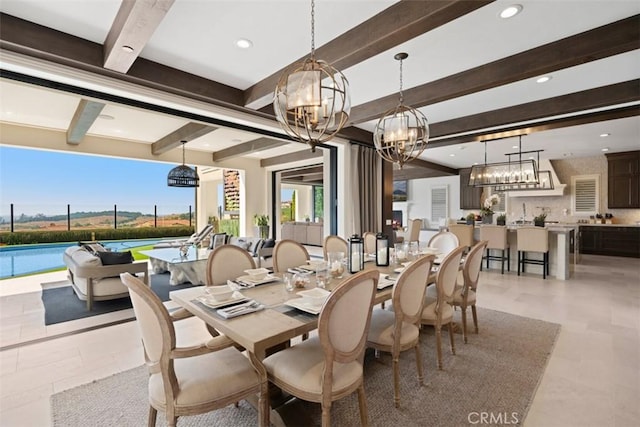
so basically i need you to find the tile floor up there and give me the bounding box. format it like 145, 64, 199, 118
0, 254, 638, 426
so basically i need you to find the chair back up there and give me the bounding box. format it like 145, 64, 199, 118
479, 225, 508, 250
120, 273, 177, 389
318, 269, 378, 364
435, 245, 465, 302
209, 232, 229, 250
407, 219, 422, 243
187, 224, 214, 245
448, 224, 474, 249
517, 227, 549, 252
273, 239, 310, 272
393, 255, 435, 324
323, 235, 348, 260
428, 231, 460, 256
206, 244, 256, 286
363, 232, 377, 255
463, 241, 488, 293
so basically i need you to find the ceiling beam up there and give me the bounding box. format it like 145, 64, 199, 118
282, 166, 324, 178
103, 0, 175, 73
243, 0, 493, 108
151, 122, 216, 155
260, 148, 322, 168
66, 99, 105, 144
349, 15, 640, 125
426, 81, 640, 148
211, 137, 289, 162
395, 158, 457, 175
393, 167, 455, 181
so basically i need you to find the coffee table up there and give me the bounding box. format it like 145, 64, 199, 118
141, 247, 209, 285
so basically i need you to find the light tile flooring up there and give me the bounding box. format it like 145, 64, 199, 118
0, 254, 638, 426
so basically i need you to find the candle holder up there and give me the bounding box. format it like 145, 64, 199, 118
375, 233, 389, 266
348, 234, 364, 273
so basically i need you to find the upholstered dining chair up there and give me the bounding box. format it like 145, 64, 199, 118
272, 239, 310, 273
420, 245, 465, 370
427, 231, 460, 257
206, 244, 256, 286
366, 254, 435, 407
451, 240, 488, 343
120, 273, 269, 427
448, 224, 475, 252
263, 269, 379, 427
362, 231, 377, 255
323, 235, 348, 260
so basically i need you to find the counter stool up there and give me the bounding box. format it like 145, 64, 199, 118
448, 224, 475, 252
479, 225, 510, 274
516, 227, 550, 279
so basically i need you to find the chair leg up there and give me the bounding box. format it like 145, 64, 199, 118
393, 355, 400, 408
435, 326, 443, 370
486, 249, 489, 269
321, 401, 332, 427
501, 249, 505, 274
357, 383, 369, 427
148, 406, 157, 427
448, 322, 456, 355
471, 305, 478, 333
507, 247, 511, 272
414, 344, 424, 386
517, 251, 521, 276
461, 307, 468, 344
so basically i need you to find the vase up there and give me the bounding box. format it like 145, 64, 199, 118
482, 214, 493, 224
534, 220, 545, 227
466, 219, 475, 225
497, 219, 506, 226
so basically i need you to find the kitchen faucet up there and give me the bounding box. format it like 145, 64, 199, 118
522, 203, 526, 223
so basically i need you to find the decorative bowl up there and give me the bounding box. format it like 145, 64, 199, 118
244, 268, 270, 281
205, 285, 234, 302
298, 288, 331, 307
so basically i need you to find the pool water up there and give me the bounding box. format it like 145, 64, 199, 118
0, 239, 162, 279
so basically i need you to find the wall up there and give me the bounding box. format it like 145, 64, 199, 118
394, 175, 461, 228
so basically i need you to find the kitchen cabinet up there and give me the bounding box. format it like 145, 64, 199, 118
606, 151, 640, 208
459, 168, 482, 210
579, 226, 640, 258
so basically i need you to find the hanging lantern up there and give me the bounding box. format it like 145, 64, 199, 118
348, 234, 364, 274
375, 233, 389, 266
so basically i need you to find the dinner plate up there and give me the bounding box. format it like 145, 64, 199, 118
394, 267, 405, 274
285, 298, 323, 315
197, 292, 248, 309
377, 273, 395, 290
236, 274, 279, 285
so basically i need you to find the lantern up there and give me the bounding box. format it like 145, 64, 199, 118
375, 233, 389, 266
348, 234, 364, 273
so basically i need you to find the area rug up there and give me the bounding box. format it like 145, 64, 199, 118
41, 273, 197, 325
51, 308, 560, 427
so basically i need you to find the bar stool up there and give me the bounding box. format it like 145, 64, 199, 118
479, 225, 510, 274
448, 224, 475, 252
516, 227, 550, 279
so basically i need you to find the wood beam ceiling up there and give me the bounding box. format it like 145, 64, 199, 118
103, 0, 175, 73
212, 137, 289, 162
151, 122, 216, 155
260, 147, 322, 168
66, 99, 105, 144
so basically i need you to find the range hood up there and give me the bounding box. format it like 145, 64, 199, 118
507, 159, 566, 197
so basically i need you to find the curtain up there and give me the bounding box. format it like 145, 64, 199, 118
350, 144, 380, 235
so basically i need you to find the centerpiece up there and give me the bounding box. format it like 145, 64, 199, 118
481, 194, 500, 224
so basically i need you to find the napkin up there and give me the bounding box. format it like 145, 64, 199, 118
217, 300, 264, 319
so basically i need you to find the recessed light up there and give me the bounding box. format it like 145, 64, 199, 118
98, 114, 114, 120
499, 4, 522, 19
231, 138, 242, 143
449, 154, 455, 157
536, 75, 552, 83
600, 133, 610, 138
512, 145, 518, 149
121, 45, 134, 53
528, 156, 535, 160
473, 162, 479, 165
235, 38, 253, 49
601, 147, 609, 152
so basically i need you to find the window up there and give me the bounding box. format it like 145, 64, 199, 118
431, 186, 448, 222
572, 174, 600, 215
493, 190, 507, 213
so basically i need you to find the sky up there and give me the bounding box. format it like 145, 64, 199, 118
0, 146, 194, 217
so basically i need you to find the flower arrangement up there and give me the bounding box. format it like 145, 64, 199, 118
481, 194, 500, 216
253, 214, 269, 227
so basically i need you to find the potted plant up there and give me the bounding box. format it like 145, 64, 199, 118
534, 213, 547, 227
481, 194, 500, 224
466, 213, 476, 225
253, 214, 269, 239
496, 213, 507, 226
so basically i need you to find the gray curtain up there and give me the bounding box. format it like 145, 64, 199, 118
350, 144, 380, 235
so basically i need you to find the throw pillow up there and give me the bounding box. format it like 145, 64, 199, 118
249, 239, 265, 257
261, 239, 276, 259
232, 238, 251, 251
81, 242, 107, 254
97, 250, 134, 265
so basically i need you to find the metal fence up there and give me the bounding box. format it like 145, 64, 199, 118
0, 203, 193, 232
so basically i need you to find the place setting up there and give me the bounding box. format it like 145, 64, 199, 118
228, 268, 280, 288
195, 284, 265, 318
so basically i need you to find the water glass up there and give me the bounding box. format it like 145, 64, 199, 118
328, 251, 345, 279
283, 272, 294, 292
315, 262, 330, 289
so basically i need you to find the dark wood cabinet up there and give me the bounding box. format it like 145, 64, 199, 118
579, 226, 640, 258
459, 168, 482, 210
606, 151, 640, 208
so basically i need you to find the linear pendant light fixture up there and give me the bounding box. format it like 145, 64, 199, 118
273, 0, 350, 152
373, 52, 429, 169
167, 140, 199, 187
468, 135, 539, 188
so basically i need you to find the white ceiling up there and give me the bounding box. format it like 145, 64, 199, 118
0, 0, 639, 169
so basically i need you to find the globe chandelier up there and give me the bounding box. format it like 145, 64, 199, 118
273, 0, 350, 152
373, 52, 429, 169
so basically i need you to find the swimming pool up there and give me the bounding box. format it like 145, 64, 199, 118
0, 239, 163, 279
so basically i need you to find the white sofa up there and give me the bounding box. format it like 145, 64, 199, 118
63, 245, 148, 310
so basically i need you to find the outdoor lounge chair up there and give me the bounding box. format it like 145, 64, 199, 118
153, 224, 214, 248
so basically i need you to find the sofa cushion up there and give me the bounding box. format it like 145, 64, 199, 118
249, 239, 265, 256
97, 250, 134, 265
73, 276, 129, 297
230, 237, 251, 251
82, 242, 107, 254
261, 239, 276, 259
71, 249, 102, 267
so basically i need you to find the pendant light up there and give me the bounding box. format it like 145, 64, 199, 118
468, 135, 539, 188
373, 52, 429, 169
167, 140, 199, 187
273, 0, 350, 152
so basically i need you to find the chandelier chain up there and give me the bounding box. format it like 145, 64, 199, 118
310, 0, 315, 57
398, 57, 404, 105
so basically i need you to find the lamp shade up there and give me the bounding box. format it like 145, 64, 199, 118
167, 164, 199, 187
468, 159, 538, 187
